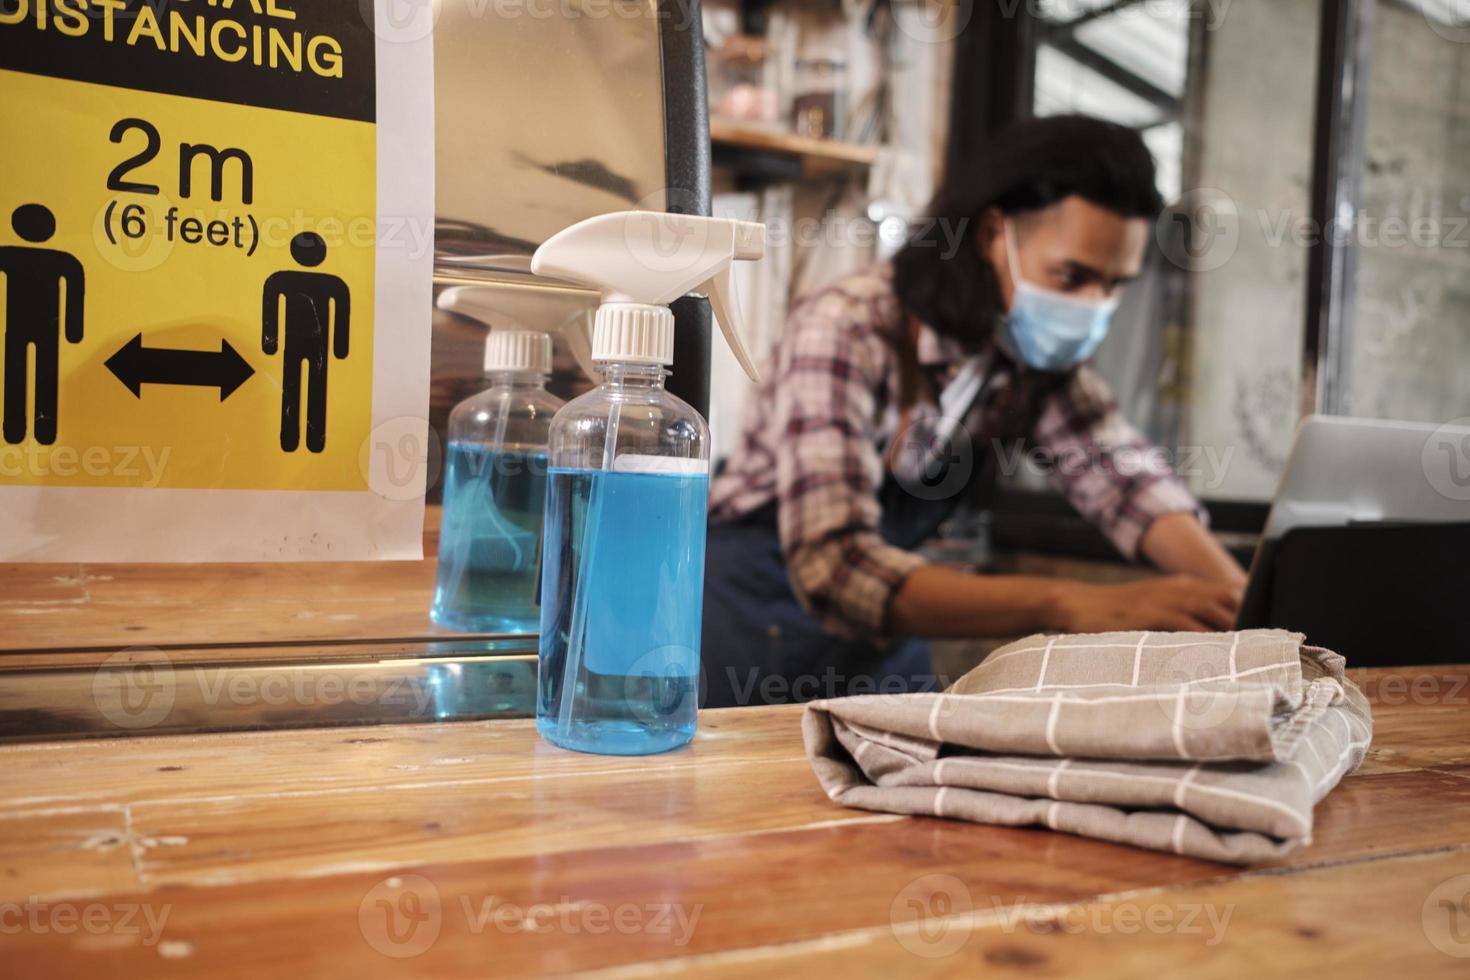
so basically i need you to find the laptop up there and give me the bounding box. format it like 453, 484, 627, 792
1236, 415, 1470, 665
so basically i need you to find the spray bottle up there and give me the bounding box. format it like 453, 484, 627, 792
529, 210, 764, 754
430, 326, 564, 634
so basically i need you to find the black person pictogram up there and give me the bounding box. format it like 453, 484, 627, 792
262, 232, 351, 454
1, 204, 84, 446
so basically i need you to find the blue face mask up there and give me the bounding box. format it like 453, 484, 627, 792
998, 221, 1119, 372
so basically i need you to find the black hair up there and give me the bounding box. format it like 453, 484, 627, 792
892, 114, 1165, 351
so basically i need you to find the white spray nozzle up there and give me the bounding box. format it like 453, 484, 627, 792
530, 211, 765, 383
436, 283, 598, 380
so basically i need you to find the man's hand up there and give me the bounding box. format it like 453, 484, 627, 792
1141, 512, 1248, 591
1048, 574, 1242, 634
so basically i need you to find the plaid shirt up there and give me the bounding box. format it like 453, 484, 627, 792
709, 263, 1203, 641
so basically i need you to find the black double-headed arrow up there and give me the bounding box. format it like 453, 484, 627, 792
105, 334, 256, 401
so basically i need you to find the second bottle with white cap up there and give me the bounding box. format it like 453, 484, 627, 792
432, 329, 564, 634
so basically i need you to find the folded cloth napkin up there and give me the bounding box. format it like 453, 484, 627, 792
802, 629, 1372, 864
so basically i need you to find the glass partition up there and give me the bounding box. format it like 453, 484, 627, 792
1032, 0, 1323, 502
1343, 0, 1470, 424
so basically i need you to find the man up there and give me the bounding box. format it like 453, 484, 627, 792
703, 115, 1245, 707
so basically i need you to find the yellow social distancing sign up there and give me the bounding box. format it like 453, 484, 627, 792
0, 0, 434, 560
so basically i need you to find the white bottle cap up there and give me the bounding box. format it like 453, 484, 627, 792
484, 330, 552, 374
592, 303, 675, 365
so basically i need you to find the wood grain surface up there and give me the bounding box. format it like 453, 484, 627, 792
0, 507, 1232, 674
0, 509, 449, 660
1, 666, 1467, 976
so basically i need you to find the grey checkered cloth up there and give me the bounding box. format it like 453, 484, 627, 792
802, 629, 1373, 864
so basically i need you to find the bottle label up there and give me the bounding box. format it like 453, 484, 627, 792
612, 454, 709, 476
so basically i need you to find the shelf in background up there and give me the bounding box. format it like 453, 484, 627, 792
709, 118, 881, 179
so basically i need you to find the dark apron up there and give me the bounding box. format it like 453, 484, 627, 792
700, 472, 969, 709
699, 339, 1065, 710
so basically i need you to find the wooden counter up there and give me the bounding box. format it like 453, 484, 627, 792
0, 505, 1177, 662
0, 509, 452, 662
2, 665, 1469, 976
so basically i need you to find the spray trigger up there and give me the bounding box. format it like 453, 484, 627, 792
530, 211, 767, 384
697, 265, 760, 383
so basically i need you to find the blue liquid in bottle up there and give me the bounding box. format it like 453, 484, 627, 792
537, 467, 709, 755
431, 443, 549, 634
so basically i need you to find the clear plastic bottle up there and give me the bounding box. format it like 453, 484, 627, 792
528, 210, 765, 756
536, 362, 709, 754
431, 331, 563, 634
